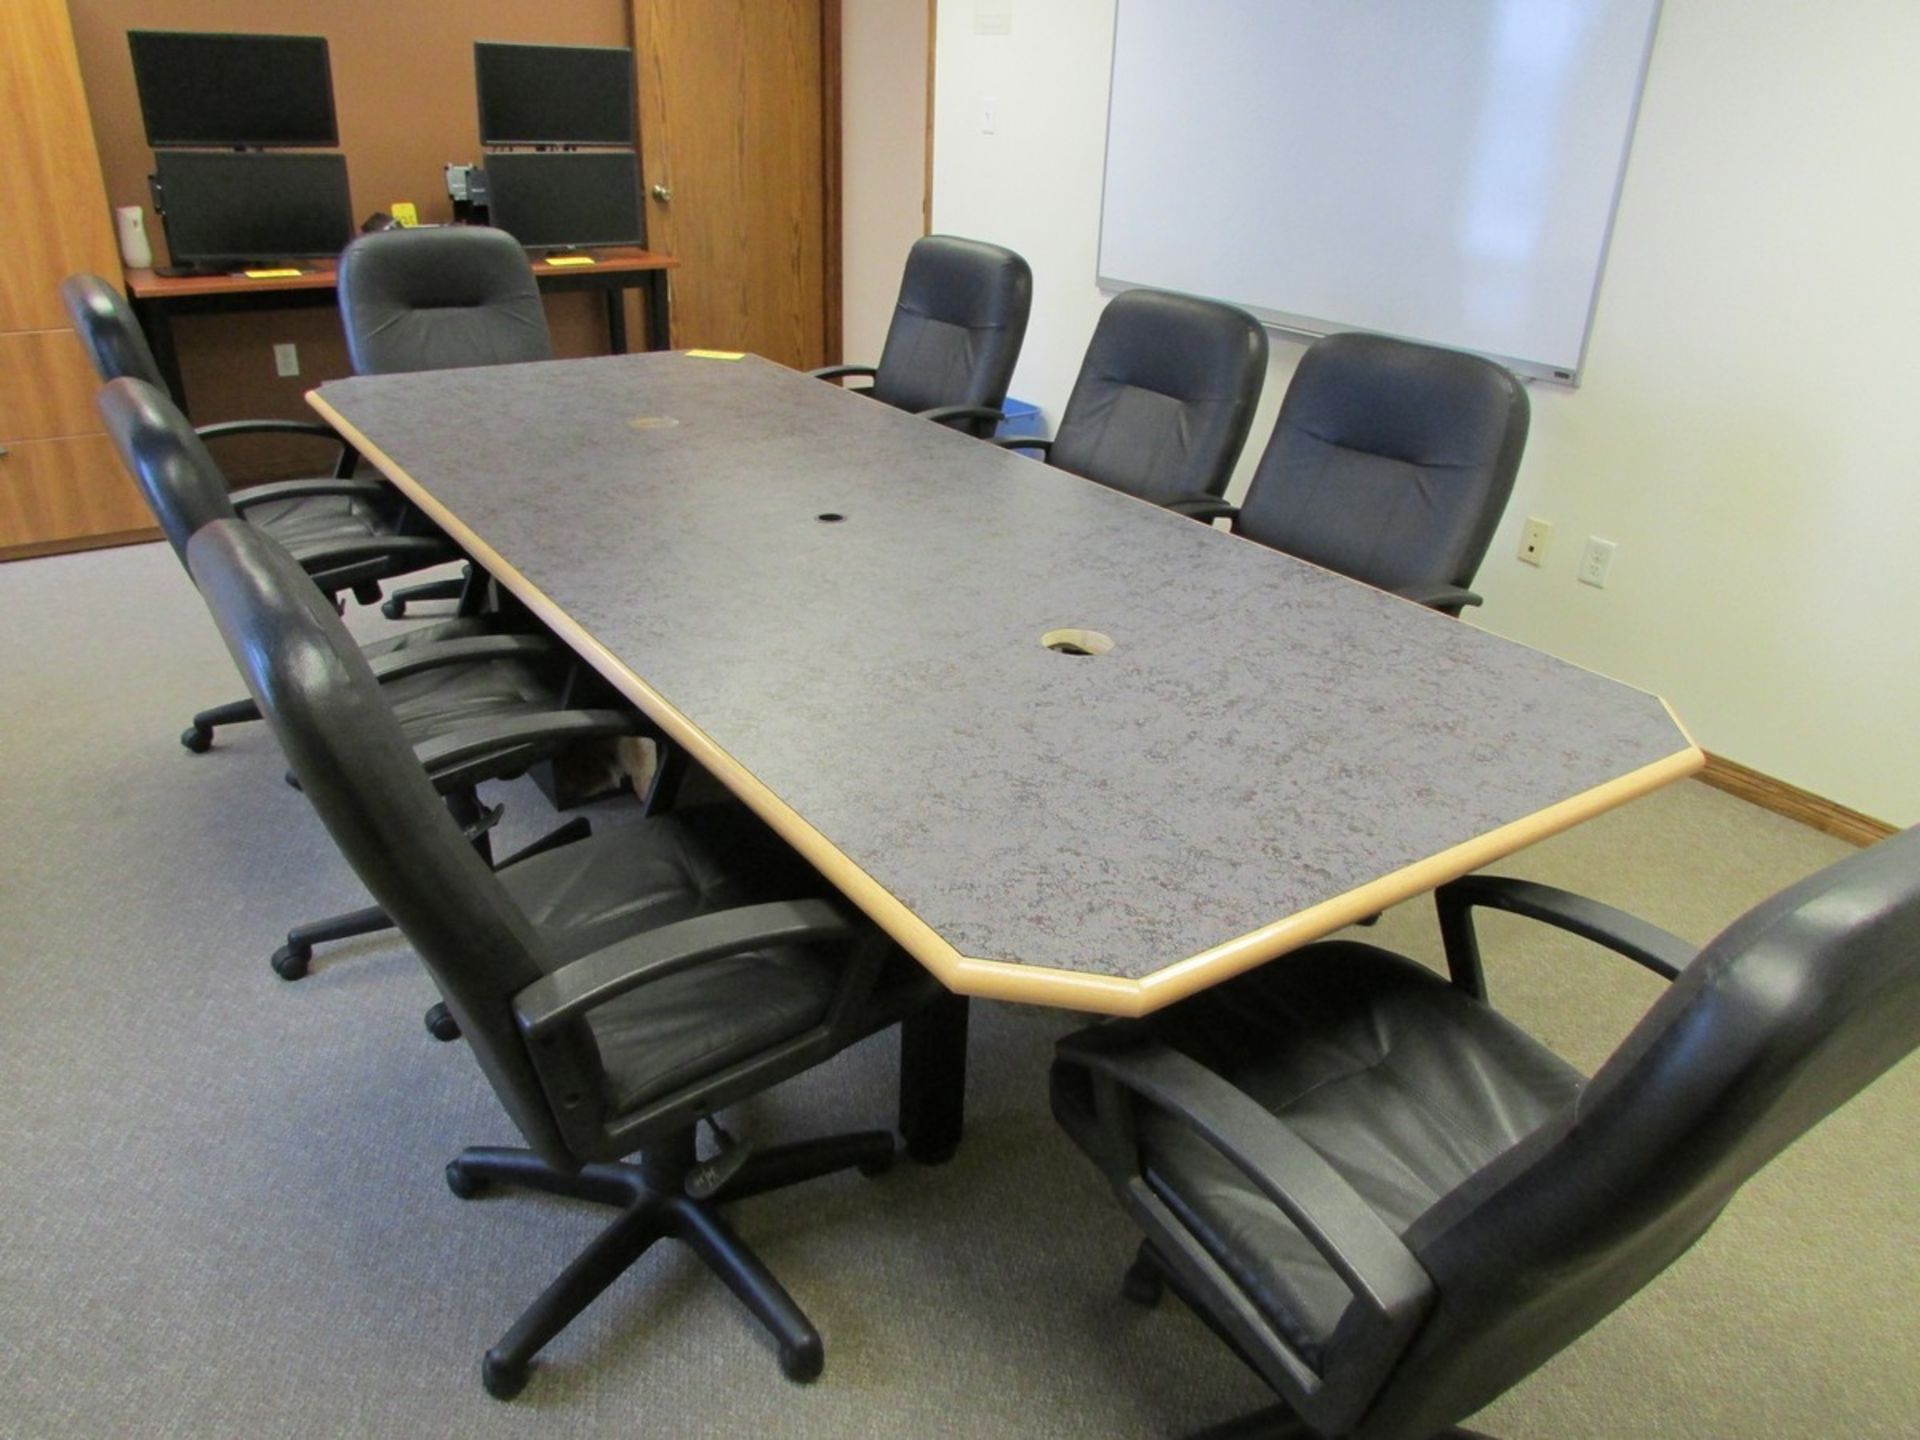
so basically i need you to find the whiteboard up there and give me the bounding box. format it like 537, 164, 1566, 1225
1097, 0, 1662, 384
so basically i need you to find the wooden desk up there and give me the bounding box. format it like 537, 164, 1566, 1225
311, 353, 1701, 1015
126, 246, 676, 415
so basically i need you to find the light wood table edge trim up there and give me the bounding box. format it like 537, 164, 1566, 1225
929, 740, 1706, 1017
314, 388, 1708, 1015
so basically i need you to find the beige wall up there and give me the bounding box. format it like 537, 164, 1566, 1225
930, 0, 1920, 825
838, 0, 929, 363
68, 0, 631, 478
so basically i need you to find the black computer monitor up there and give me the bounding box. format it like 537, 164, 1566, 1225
154, 152, 353, 268
483, 152, 644, 251
475, 42, 635, 148
129, 31, 338, 149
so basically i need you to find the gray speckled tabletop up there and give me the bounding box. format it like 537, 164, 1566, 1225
315, 353, 1697, 1011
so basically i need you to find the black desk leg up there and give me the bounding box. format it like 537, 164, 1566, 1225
132, 300, 190, 412
646, 272, 672, 351
899, 991, 970, 1165
605, 289, 628, 355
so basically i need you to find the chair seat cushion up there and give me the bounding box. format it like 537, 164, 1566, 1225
1136, 941, 1583, 1367
385, 653, 563, 745
498, 811, 844, 1116
245, 490, 393, 550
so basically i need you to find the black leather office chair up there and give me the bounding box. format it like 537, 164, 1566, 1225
186, 515, 969, 1398
1174, 333, 1529, 615
336, 226, 554, 616
1052, 829, 1920, 1439
100, 376, 627, 981
59, 273, 453, 623
1001, 288, 1267, 506
338, 224, 554, 376
97, 375, 464, 751
809, 234, 1033, 438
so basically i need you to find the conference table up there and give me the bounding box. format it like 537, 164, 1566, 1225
309, 352, 1700, 1017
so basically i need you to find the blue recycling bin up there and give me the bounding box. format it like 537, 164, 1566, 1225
994, 397, 1045, 443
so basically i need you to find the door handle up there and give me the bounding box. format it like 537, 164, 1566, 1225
650, 184, 673, 203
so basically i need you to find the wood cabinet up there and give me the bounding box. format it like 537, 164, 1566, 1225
0, 0, 156, 560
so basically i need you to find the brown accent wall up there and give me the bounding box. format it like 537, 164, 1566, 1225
69, 0, 634, 480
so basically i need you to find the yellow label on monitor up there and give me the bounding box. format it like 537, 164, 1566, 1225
391, 202, 418, 227
242, 268, 304, 279
685, 349, 746, 360
544, 255, 596, 267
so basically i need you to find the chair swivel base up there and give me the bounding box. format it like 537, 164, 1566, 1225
270, 817, 594, 980
181, 696, 263, 752
444, 1126, 897, 1399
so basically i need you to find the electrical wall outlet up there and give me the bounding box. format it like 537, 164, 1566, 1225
1517, 516, 1552, 567
273, 342, 299, 378
1579, 536, 1617, 588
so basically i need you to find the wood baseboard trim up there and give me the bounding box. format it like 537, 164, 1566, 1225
1699, 753, 1895, 847
0, 526, 162, 563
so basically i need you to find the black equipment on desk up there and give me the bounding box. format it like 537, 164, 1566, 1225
474, 41, 636, 148
152, 152, 353, 270
482, 152, 643, 252
129, 31, 338, 149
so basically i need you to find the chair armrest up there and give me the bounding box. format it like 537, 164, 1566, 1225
1390, 581, 1482, 613
411, 708, 638, 792
289, 535, 458, 596
1435, 873, 1698, 998
513, 898, 858, 1039
1058, 1025, 1433, 1434
991, 435, 1052, 458
230, 478, 392, 513
1165, 496, 1239, 522
918, 404, 1006, 431
196, 418, 343, 445
808, 364, 877, 385
364, 634, 559, 685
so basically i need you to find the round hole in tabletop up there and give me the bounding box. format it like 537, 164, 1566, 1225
817, 512, 846, 523
1041, 628, 1114, 657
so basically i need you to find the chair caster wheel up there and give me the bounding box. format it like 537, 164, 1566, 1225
481, 1351, 529, 1400
271, 942, 312, 981
381, 596, 407, 620
424, 1003, 461, 1041
180, 723, 213, 753
778, 1335, 823, 1383
1122, 1255, 1165, 1307
446, 1160, 486, 1200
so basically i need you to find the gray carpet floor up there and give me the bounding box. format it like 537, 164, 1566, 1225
2, 540, 1915, 1438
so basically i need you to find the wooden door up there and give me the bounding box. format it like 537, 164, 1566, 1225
632, 0, 838, 368
0, 0, 154, 558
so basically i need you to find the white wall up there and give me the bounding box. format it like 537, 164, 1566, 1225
927, 0, 1920, 826
840, 0, 930, 362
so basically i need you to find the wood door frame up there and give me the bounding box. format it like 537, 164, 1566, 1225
822, 0, 843, 360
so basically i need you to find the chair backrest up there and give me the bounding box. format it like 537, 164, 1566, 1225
337, 226, 553, 375
1235, 332, 1528, 597
184, 517, 584, 1165
868, 235, 1032, 431
60, 273, 168, 389
1363, 825, 1920, 1440
1047, 288, 1267, 505
96, 376, 237, 566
